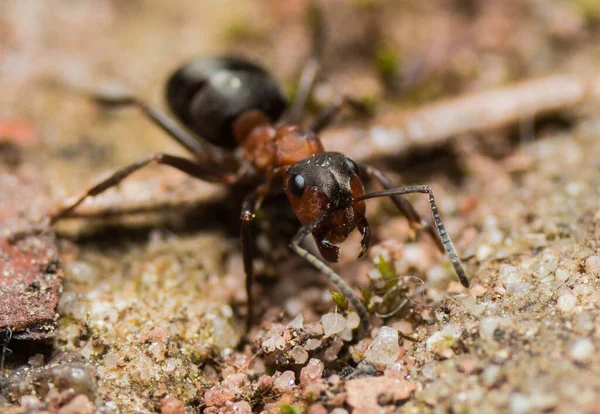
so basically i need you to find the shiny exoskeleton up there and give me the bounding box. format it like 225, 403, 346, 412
46, 56, 469, 333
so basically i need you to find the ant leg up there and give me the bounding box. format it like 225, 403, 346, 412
49, 153, 222, 225
285, 0, 326, 124
355, 185, 469, 288
240, 185, 270, 329
290, 211, 370, 334
311, 95, 372, 133
357, 215, 371, 258
91, 94, 229, 165
361, 165, 446, 254
287, 57, 320, 125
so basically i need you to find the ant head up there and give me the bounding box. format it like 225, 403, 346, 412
284, 152, 367, 260
166, 56, 288, 149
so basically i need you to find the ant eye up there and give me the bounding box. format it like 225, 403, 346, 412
290, 174, 305, 197
346, 158, 360, 175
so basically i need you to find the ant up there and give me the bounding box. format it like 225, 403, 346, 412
21, 13, 469, 332
37, 55, 470, 333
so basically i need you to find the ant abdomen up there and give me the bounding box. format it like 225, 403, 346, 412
166, 56, 288, 149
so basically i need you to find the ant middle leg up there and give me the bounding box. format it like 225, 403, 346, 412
240, 184, 270, 329
49, 153, 226, 225
285, 0, 326, 124
311, 95, 372, 133
361, 165, 446, 253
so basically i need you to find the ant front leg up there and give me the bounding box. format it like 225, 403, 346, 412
361, 165, 446, 254
290, 211, 370, 334
49, 153, 225, 225
91, 94, 230, 165
357, 215, 371, 259
240, 184, 270, 329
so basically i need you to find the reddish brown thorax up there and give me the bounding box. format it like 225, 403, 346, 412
233, 110, 325, 176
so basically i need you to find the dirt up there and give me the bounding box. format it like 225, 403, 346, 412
1, 1, 600, 413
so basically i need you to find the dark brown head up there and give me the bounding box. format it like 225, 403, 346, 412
284, 152, 369, 262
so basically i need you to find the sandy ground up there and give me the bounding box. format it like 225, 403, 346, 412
2, 1, 600, 413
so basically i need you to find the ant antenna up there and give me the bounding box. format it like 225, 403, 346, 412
355, 185, 470, 288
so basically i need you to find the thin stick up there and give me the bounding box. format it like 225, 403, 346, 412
326, 74, 598, 161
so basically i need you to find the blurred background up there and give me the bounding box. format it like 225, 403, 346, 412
2, 1, 600, 413
2, 0, 599, 193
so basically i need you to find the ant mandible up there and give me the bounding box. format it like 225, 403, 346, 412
44, 55, 469, 333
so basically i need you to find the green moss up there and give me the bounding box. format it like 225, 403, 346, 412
575, 0, 600, 24
330, 290, 350, 311
374, 44, 400, 82
280, 404, 303, 414
223, 19, 267, 45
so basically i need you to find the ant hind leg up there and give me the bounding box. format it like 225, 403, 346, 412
49, 153, 223, 225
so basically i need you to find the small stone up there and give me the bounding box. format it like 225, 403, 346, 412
308, 403, 328, 414
346, 377, 416, 411
290, 345, 309, 364
28, 354, 44, 368
300, 359, 324, 386
346, 312, 360, 329
469, 284, 487, 297
447, 281, 466, 294
499, 265, 529, 297
305, 322, 324, 336
557, 291, 577, 312
160, 396, 185, 414
256, 375, 273, 389
57, 395, 95, 414
339, 327, 354, 342
457, 356, 481, 374
287, 313, 304, 329
321, 313, 347, 337
383, 362, 407, 378
510, 393, 532, 414
492, 348, 510, 363
323, 336, 344, 361
364, 326, 400, 365
19, 396, 41, 410
305, 381, 327, 398
476, 244, 493, 261
328, 374, 341, 385
585, 256, 600, 275
426, 324, 461, 358
204, 388, 235, 407
273, 370, 296, 392
222, 372, 249, 392
482, 365, 502, 387
231, 401, 252, 413
304, 338, 322, 351
554, 268, 570, 282
139, 326, 169, 344
569, 338, 594, 362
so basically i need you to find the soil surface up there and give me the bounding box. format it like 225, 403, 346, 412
1, 1, 600, 413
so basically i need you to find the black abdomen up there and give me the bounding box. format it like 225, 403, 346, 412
166, 56, 288, 149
